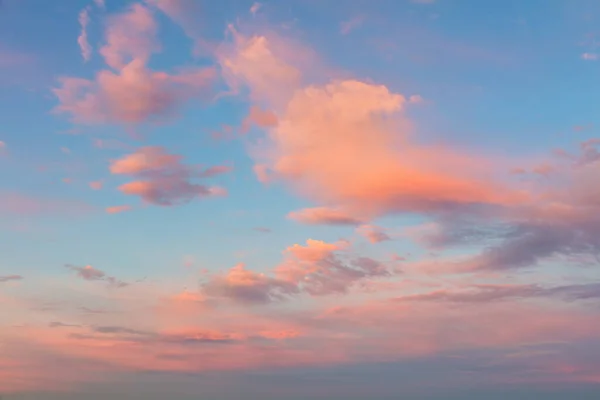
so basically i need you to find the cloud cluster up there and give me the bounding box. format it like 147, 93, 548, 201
54, 3, 215, 125
110, 146, 229, 206
201, 239, 391, 303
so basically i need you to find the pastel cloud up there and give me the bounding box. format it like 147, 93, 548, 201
356, 224, 391, 243
287, 207, 364, 225
106, 205, 132, 214
220, 32, 527, 222
201, 239, 390, 303
65, 264, 128, 288
0, 275, 23, 283
110, 146, 228, 206
77, 8, 92, 62
54, 3, 215, 125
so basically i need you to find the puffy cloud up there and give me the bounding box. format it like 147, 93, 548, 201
110, 146, 228, 206
77, 8, 92, 62
263, 79, 525, 219
201, 263, 298, 304
217, 28, 307, 106
54, 3, 215, 125
284, 239, 348, 263
201, 239, 390, 303
287, 207, 364, 225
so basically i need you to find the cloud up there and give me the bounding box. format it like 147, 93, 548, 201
77, 8, 92, 62
284, 239, 348, 262
0, 140, 6, 154
356, 225, 391, 243
394, 282, 600, 304
262, 79, 525, 219
201, 263, 298, 304
250, 2, 262, 15
0, 275, 23, 283
340, 16, 364, 35
89, 181, 103, 190
582, 53, 598, 61
241, 106, 278, 133
110, 146, 228, 206
106, 205, 132, 214
201, 239, 391, 303
65, 264, 128, 288
66, 264, 106, 281
54, 3, 215, 125
287, 207, 364, 225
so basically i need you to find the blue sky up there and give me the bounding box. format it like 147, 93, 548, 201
1, 0, 600, 398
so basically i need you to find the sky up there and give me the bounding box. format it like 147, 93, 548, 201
1, 0, 600, 398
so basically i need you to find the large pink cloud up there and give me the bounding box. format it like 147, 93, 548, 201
219, 32, 528, 223
110, 146, 229, 206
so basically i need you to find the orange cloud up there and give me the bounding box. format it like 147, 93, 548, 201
106, 205, 131, 214
287, 207, 364, 225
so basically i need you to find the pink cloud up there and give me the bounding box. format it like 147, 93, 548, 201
356, 225, 391, 243
105, 205, 132, 214
221, 32, 526, 221
110, 146, 228, 206
241, 106, 278, 133
54, 3, 215, 125
284, 239, 349, 263
89, 181, 103, 190
200, 239, 390, 303
288, 206, 364, 225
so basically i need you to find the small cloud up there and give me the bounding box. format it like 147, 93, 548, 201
254, 227, 271, 233
0, 141, 6, 154
78, 8, 92, 62
409, 94, 424, 104
66, 264, 128, 288
0, 275, 23, 283
357, 225, 392, 244
250, 2, 262, 15
582, 52, 598, 61
288, 207, 364, 226
60, 147, 71, 154
89, 181, 103, 190
66, 264, 105, 281
94, 0, 105, 9
106, 205, 132, 214
340, 16, 364, 35
110, 146, 228, 206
